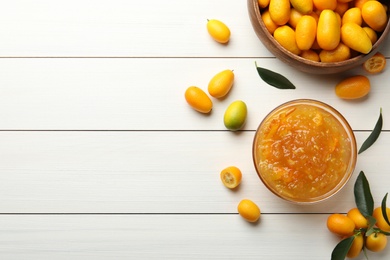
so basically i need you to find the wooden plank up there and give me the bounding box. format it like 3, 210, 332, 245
0, 58, 388, 130
0, 214, 388, 259
1, 0, 389, 58
0, 131, 388, 213
0, 0, 265, 57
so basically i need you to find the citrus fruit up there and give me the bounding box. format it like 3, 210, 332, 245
346, 233, 364, 258
363, 26, 378, 44
262, 10, 279, 34
223, 100, 247, 131
361, 1, 388, 32
290, 0, 313, 14
269, 0, 291, 25
365, 232, 388, 252
319, 43, 351, 62
288, 8, 304, 29
335, 1, 349, 16
313, 0, 337, 11
327, 213, 355, 236
273, 25, 301, 55
220, 166, 242, 189
347, 208, 368, 229
354, 0, 370, 10
300, 49, 320, 62
237, 199, 261, 222
363, 52, 386, 74
317, 10, 340, 50
184, 86, 213, 113
206, 19, 230, 43
258, 0, 270, 9
373, 206, 390, 232
208, 69, 234, 98
335, 75, 370, 99
295, 15, 317, 51
341, 22, 372, 54
342, 7, 362, 25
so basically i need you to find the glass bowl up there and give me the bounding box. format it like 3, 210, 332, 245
252, 99, 357, 204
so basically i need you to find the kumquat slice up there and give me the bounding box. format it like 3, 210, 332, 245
363, 52, 386, 74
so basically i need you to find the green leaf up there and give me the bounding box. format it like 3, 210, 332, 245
331, 236, 355, 260
254, 62, 296, 89
358, 108, 383, 154
381, 193, 390, 226
365, 215, 377, 236
354, 171, 374, 217
380, 230, 390, 236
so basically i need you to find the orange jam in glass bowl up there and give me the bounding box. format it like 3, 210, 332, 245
252, 99, 357, 204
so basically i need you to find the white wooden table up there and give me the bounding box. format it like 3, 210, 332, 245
0, 1, 389, 259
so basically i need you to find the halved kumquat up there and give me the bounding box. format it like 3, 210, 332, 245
220, 166, 242, 189
363, 52, 386, 74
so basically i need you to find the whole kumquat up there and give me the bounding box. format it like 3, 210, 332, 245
258, 0, 270, 9
184, 86, 213, 113
341, 22, 372, 54
361, 1, 388, 32
319, 43, 351, 63
327, 213, 356, 237
206, 19, 231, 43
300, 49, 320, 62
262, 10, 278, 34
335, 1, 349, 16
335, 75, 370, 100
354, 0, 370, 10
208, 69, 235, 98
346, 233, 364, 258
365, 232, 388, 252
223, 100, 247, 131
288, 8, 304, 29
363, 26, 378, 44
313, 0, 337, 11
295, 15, 317, 51
372, 206, 390, 232
290, 0, 313, 14
363, 52, 387, 74
342, 7, 362, 26
274, 25, 301, 55
237, 199, 261, 222
317, 10, 340, 50
347, 208, 368, 229
269, 0, 291, 25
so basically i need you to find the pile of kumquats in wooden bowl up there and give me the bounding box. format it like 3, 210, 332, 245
248, 0, 390, 74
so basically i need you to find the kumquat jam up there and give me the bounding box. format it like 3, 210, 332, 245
253, 100, 357, 203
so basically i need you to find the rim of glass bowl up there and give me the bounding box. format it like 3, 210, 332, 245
252, 99, 357, 204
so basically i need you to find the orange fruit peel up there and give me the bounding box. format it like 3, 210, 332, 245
363, 52, 386, 74
220, 166, 242, 189
237, 199, 261, 222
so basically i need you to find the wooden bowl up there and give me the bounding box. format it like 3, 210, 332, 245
247, 0, 390, 74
